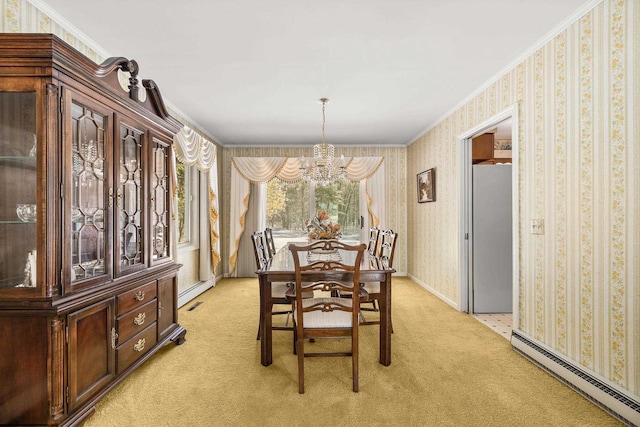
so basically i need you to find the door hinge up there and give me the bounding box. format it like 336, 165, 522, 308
60, 182, 63, 199
465, 233, 469, 240
66, 386, 69, 405
65, 325, 68, 343
60, 97, 64, 115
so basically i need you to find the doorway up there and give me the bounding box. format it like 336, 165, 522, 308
458, 105, 519, 333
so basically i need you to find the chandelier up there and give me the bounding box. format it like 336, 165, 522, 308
299, 98, 347, 186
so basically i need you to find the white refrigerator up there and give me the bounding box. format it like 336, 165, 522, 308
472, 164, 513, 313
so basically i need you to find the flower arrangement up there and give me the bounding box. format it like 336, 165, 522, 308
305, 210, 342, 240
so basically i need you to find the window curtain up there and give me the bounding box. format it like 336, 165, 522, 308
235, 182, 267, 277
366, 160, 385, 228
229, 167, 250, 276
228, 156, 384, 275
172, 126, 220, 280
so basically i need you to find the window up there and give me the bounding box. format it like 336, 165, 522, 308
266, 179, 360, 251
314, 180, 360, 242
266, 180, 309, 250
176, 160, 199, 246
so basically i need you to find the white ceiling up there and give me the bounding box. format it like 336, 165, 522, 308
40, 0, 593, 147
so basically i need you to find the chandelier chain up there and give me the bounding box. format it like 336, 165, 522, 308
321, 99, 326, 145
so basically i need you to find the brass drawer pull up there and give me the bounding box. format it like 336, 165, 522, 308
111, 327, 118, 349
133, 338, 145, 352
134, 291, 145, 301
133, 312, 146, 326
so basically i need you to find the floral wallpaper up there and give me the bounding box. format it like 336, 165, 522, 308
407, 0, 638, 400
2, 0, 102, 61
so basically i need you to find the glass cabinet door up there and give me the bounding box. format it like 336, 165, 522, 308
0, 91, 37, 291
67, 94, 110, 287
115, 121, 145, 276
151, 137, 170, 263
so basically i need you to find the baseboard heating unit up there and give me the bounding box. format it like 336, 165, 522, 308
511, 331, 640, 426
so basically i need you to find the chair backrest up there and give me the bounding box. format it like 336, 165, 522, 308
378, 229, 398, 268
264, 228, 277, 258
367, 227, 380, 256
289, 240, 367, 326
251, 231, 270, 270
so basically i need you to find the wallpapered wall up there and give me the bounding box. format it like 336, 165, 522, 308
2, 0, 104, 59
407, 0, 638, 399
221, 146, 407, 276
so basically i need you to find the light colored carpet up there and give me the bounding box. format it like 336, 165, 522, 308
82, 277, 622, 426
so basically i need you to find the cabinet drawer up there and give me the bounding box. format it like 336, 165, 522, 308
116, 323, 157, 374
117, 282, 157, 315
117, 299, 158, 345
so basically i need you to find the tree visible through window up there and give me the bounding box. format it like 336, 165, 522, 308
266, 179, 360, 251
266, 180, 309, 244
315, 180, 359, 241
176, 160, 193, 244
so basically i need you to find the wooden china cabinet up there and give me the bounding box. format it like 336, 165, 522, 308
0, 34, 186, 426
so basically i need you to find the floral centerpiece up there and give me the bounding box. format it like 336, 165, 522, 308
305, 210, 342, 240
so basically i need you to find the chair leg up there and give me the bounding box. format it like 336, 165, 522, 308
352, 332, 359, 392
256, 307, 264, 340
292, 326, 297, 355
297, 336, 305, 394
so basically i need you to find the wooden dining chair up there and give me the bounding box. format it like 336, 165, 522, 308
252, 231, 311, 340
264, 227, 277, 259
360, 229, 397, 328
288, 240, 367, 394
367, 226, 380, 256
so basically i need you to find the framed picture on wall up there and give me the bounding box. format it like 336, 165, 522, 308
417, 168, 435, 203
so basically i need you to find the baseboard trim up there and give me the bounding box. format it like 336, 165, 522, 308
407, 274, 459, 310
178, 279, 214, 308
511, 331, 640, 426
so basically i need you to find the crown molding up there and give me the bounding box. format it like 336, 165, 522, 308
163, 99, 223, 146
405, 0, 604, 146
28, 0, 111, 60
223, 144, 407, 149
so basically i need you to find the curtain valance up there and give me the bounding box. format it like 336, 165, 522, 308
174, 126, 217, 171
232, 157, 286, 183
231, 156, 383, 184
345, 157, 384, 181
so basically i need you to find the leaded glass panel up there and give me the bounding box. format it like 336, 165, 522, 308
151, 141, 169, 260
70, 101, 106, 281
118, 125, 143, 269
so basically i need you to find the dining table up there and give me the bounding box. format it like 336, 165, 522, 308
256, 243, 395, 367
